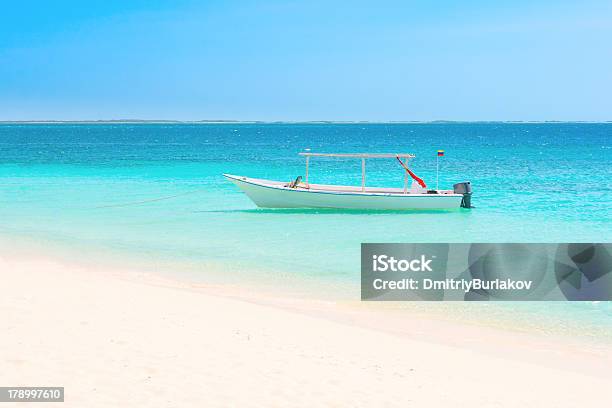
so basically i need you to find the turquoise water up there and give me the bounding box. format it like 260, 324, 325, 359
1, 123, 611, 325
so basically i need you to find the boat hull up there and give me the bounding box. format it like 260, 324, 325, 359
224, 174, 464, 210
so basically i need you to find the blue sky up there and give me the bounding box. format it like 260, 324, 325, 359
1, 0, 610, 121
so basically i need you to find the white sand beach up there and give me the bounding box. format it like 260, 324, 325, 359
1, 253, 611, 407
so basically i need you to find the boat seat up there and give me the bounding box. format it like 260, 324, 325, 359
287, 176, 302, 188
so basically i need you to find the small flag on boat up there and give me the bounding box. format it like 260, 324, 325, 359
437, 150, 445, 157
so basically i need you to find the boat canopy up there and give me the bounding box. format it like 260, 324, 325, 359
298, 152, 416, 192
298, 152, 415, 158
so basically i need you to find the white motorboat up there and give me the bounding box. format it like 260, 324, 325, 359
224, 152, 472, 210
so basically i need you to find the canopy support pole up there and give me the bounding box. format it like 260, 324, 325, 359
361, 158, 366, 192
403, 157, 408, 193
305, 156, 309, 185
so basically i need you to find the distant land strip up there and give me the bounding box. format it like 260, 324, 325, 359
1, 120, 611, 124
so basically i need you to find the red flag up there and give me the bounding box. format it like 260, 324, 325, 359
396, 156, 427, 189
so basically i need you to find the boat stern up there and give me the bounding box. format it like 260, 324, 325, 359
453, 182, 473, 208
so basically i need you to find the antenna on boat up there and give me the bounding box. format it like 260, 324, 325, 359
436, 150, 444, 191
304, 148, 311, 186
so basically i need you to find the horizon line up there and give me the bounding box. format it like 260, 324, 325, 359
1, 119, 612, 124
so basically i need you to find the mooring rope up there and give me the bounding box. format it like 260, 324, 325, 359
93, 189, 205, 209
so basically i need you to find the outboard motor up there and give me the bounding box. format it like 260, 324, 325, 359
453, 182, 472, 208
